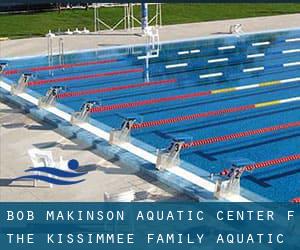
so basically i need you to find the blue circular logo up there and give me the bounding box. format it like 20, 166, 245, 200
68, 159, 79, 170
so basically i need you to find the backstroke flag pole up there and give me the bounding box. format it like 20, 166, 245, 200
141, 2, 149, 32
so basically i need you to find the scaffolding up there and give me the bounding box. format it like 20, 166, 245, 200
93, 3, 162, 32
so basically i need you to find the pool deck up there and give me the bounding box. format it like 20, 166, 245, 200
1, 14, 299, 58
0, 14, 299, 202
0, 101, 191, 201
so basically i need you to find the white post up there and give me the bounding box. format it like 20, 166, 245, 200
141, 3, 149, 33
94, 5, 97, 32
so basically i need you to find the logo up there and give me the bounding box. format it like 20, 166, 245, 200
13, 159, 87, 185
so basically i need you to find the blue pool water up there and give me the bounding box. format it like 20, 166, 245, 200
2, 28, 300, 201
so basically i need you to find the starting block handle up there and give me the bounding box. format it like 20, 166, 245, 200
0, 62, 8, 74
11, 73, 32, 95
38, 86, 64, 108
156, 139, 185, 170
109, 117, 138, 145
71, 100, 99, 124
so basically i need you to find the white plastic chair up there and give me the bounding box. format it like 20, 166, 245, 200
28, 148, 56, 188
104, 190, 135, 202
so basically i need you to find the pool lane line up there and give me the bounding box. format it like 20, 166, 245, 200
220, 154, 300, 175
155, 36, 298, 66
292, 197, 300, 203
56, 78, 177, 99
90, 77, 300, 113
43, 65, 300, 104
131, 96, 300, 129
175, 33, 298, 58
141, 38, 297, 75
242, 154, 300, 172
3, 59, 118, 75
182, 121, 300, 148
27, 68, 143, 86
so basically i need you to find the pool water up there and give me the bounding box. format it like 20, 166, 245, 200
2, 28, 300, 201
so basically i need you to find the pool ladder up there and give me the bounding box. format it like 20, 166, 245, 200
144, 27, 160, 82
58, 38, 65, 69
47, 36, 65, 75
47, 36, 53, 75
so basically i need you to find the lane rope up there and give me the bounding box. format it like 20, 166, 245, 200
3, 59, 118, 75
90, 77, 300, 113
28, 68, 143, 86
291, 197, 300, 203
182, 121, 300, 148
242, 154, 300, 172
57, 78, 177, 98
131, 96, 300, 129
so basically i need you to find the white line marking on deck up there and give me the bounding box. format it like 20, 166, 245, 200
0, 80, 12, 92
45, 106, 72, 121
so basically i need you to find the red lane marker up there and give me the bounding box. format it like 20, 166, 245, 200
3, 59, 118, 75
243, 154, 300, 172
182, 121, 300, 148
291, 197, 300, 203
131, 105, 255, 129
220, 154, 300, 178
28, 68, 143, 86
91, 90, 213, 113
57, 78, 177, 99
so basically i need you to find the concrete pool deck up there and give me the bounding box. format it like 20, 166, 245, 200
0, 101, 191, 201
0, 14, 299, 201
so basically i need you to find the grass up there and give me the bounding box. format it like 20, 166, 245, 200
0, 3, 299, 39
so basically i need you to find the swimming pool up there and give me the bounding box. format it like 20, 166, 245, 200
1, 28, 300, 202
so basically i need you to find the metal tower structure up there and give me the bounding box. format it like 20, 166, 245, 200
93, 3, 162, 32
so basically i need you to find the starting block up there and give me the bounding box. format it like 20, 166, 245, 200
109, 114, 143, 145
71, 101, 99, 124
214, 172, 241, 199
11, 73, 32, 95
38, 86, 65, 108
156, 135, 192, 170
0, 62, 7, 74
214, 158, 254, 199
